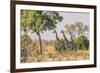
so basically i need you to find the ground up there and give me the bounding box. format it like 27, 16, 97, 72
21, 47, 89, 63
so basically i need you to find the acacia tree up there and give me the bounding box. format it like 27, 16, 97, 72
64, 24, 76, 40
21, 10, 63, 54
75, 22, 89, 37
64, 22, 89, 40
64, 22, 89, 50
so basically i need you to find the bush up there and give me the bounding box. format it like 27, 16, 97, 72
76, 35, 89, 49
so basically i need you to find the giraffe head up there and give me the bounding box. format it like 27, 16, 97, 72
60, 30, 64, 34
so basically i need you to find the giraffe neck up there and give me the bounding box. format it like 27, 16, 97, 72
70, 33, 74, 42
62, 32, 69, 42
55, 31, 60, 41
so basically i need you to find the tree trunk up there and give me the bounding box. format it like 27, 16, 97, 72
36, 31, 42, 55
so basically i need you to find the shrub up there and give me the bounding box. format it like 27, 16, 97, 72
76, 35, 89, 49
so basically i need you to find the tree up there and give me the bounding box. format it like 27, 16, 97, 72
21, 33, 32, 49
76, 35, 89, 49
21, 10, 63, 54
64, 22, 89, 40
75, 22, 89, 37
64, 24, 76, 40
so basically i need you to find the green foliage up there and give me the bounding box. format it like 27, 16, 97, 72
21, 33, 32, 49
21, 10, 63, 33
65, 24, 76, 33
75, 22, 89, 36
64, 22, 89, 41
21, 10, 63, 54
76, 35, 89, 49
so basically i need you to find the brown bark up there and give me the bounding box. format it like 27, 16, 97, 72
36, 31, 42, 55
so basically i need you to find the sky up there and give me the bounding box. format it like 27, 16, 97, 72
28, 11, 90, 41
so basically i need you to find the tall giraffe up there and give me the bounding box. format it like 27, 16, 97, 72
69, 32, 77, 52
61, 30, 77, 55
53, 30, 65, 52
61, 30, 70, 43
60, 30, 71, 50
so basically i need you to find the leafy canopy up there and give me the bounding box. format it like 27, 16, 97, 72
76, 35, 89, 49
21, 10, 63, 33
75, 22, 89, 35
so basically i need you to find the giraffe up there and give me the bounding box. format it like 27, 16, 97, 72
53, 30, 65, 53
69, 32, 77, 53
60, 30, 71, 51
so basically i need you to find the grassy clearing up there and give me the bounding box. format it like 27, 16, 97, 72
21, 45, 89, 63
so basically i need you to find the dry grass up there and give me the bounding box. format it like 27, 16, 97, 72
21, 45, 89, 63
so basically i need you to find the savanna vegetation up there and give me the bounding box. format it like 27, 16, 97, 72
20, 10, 89, 63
